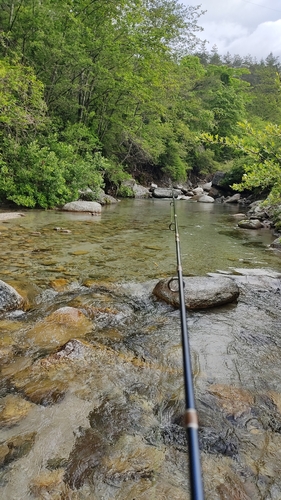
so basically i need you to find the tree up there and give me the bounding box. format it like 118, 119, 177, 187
196, 65, 250, 137
243, 57, 281, 124
0, 59, 47, 140
227, 122, 281, 204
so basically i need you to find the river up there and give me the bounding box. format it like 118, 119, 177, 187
0, 199, 281, 499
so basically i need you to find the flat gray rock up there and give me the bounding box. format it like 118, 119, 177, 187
152, 276, 239, 309
62, 200, 101, 213
0, 280, 24, 313
152, 188, 181, 198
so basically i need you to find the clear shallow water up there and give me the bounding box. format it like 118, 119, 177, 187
0, 199, 280, 287
1, 200, 281, 500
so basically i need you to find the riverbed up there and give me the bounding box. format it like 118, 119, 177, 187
0, 199, 279, 285
0, 199, 281, 499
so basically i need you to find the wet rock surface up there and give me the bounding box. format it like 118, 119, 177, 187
0, 395, 34, 427
238, 218, 264, 229
153, 276, 239, 309
0, 280, 24, 314
24, 306, 93, 350
0, 270, 281, 498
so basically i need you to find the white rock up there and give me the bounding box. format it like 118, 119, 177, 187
62, 200, 102, 213
197, 194, 215, 203
192, 187, 204, 195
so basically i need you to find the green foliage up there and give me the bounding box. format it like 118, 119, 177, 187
271, 207, 281, 231
219, 158, 247, 188
117, 185, 134, 198
0, 137, 105, 208
0, 59, 47, 138
227, 122, 281, 204
0, 1, 280, 207
243, 62, 281, 124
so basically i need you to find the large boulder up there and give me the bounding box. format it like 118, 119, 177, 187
0, 213, 25, 221
0, 280, 24, 314
248, 200, 268, 219
121, 180, 150, 198
192, 187, 204, 195
61, 200, 101, 213
152, 188, 181, 198
197, 194, 215, 203
201, 181, 212, 192
224, 193, 241, 204
212, 171, 226, 188
238, 219, 263, 229
152, 276, 239, 310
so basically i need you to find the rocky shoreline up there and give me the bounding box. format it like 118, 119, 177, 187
0, 268, 281, 498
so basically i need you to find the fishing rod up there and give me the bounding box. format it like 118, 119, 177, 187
169, 193, 204, 500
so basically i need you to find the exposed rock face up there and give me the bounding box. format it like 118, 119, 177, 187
212, 171, 226, 188
238, 219, 263, 229
0, 280, 24, 314
61, 200, 101, 213
152, 276, 239, 309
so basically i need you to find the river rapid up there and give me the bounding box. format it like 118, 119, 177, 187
0, 199, 281, 499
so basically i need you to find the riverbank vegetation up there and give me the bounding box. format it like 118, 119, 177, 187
0, 0, 280, 208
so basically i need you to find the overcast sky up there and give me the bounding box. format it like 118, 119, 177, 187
181, 0, 281, 61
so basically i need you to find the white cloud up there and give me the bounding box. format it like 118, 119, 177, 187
181, 0, 281, 59
225, 20, 281, 59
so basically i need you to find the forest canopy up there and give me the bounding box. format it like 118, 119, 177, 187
0, 0, 280, 207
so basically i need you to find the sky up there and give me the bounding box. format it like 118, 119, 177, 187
181, 0, 281, 61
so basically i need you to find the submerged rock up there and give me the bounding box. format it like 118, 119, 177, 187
0, 432, 37, 467
102, 433, 165, 483
29, 469, 70, 499
208, 384, 254, 418
0, 394, 34, 427
152, 276, 239, 309
0, 280, 24, 314
25, 306, 93, 349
